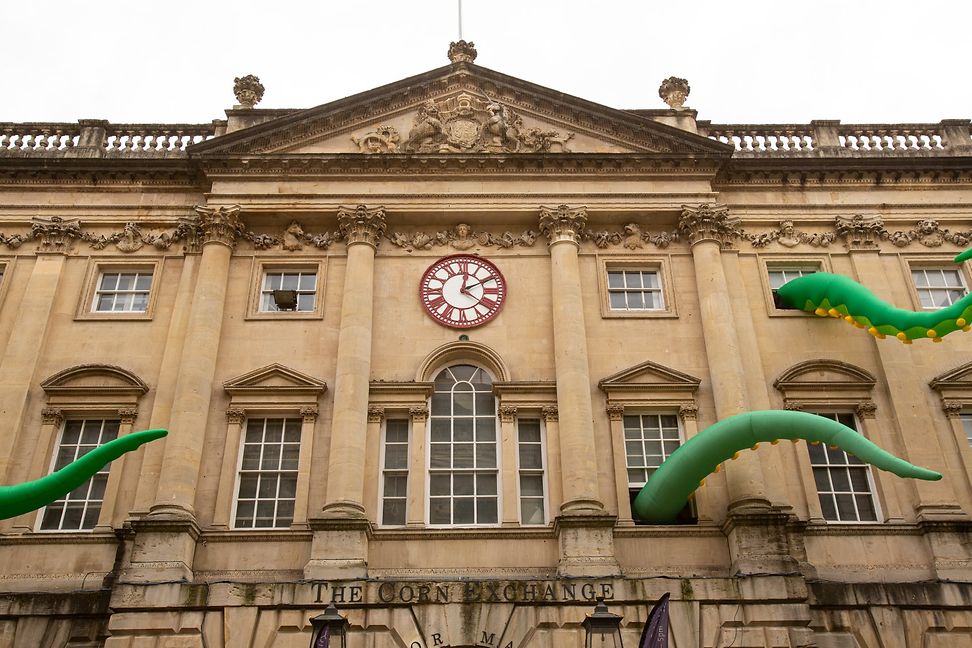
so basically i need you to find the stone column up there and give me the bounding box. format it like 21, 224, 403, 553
212, 408, 246, 529
540, 206, 618, 577
150, 205, 242, 519
321, 205, 386, 518
538, 205, 604, 515
679, 204, 770, 512
292, 406, 319, 528
123, 205, 241, 583
499, 405, 520, 526
0, 252, 67, 486
406, 406, 427, 528
93, 407, 138, 531
680, 205, 796, 576
306, 205, 385, 579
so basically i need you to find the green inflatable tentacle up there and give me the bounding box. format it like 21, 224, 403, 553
0, 428, 167, 520
631, 411, 940, 524
776, 246, 972, 342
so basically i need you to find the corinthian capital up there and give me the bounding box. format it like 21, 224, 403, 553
677, 204, 742, 247
338, 205, 387, 248
539, 205, 588, 245
193, 205, 244, 247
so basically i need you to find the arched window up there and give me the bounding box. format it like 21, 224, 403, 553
428, 364, 498, 526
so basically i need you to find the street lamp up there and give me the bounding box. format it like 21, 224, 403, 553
309, 603, 349, 648
583, 597, 624, 648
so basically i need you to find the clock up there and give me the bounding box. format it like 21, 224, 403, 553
419, 255, 506, 328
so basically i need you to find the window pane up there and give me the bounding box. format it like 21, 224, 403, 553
609, 292, 626, 309
519, 444, 543, 470
518, 420, 541, 443
384, 444, 407, 469
607, 272, 624, 288
383, 500, 405, 526
135, 274, 153, 290
453, 443, 474, 467
521, 498, 545, 525
430, 499, 451, 524
475, 418, 495, 441
384, 474, 407, 498
476, 443, 496, 468
430, 474, 451, 496
453, 417, 473, 441
477, 473, 497, 496
454, 498, 475, 524
476, 498, 497, 524
520, 475, 544, 497
430, 444, 451, 468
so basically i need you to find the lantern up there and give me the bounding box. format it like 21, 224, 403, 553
583, 597, 624, 648
309, 603, 348, 648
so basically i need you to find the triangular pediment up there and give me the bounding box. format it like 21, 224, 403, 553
191, 64, 730, 158
931, 360, 972, 390
224, 363, 327, 395
599, 360, 701, 395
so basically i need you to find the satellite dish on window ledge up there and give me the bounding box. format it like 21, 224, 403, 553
272, 290, 298, 311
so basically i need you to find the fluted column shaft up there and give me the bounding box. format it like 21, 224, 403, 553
151, 206, 241, 518
322, 206, 386, 518
681, 205, 770, 510
540, 206, 604, 515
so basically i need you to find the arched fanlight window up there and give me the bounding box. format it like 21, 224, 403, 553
428, 364, 498, 526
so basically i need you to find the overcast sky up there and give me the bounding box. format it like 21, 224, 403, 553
3, 0, 970, 126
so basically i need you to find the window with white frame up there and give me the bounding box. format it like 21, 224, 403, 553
380, 419, 409, 526
768, 266, 818, 309
961, 413, 972, 447
260, 270, 318, 312
912, 268, 968, 309
516, 418, 547, 525
234, 418, 301, 528
92, 271, 153, 312
807, 412, 879, 522
624, 414, 686, 522
428, 365, 498, 526
39, 419, 120, 531
606, 269, 664, 311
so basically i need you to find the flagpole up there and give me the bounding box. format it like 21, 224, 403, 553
458, 0, 463, 40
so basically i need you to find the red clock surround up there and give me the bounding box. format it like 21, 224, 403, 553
419, 255, 507, 328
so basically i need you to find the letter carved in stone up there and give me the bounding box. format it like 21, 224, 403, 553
338, 205, 387, 248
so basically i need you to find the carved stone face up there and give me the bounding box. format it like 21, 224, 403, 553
455, 223, 471, 238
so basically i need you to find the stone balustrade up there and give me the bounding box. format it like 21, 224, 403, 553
1, 116, 970, 158
698, 119, 972, 157
0, 120, 223, 158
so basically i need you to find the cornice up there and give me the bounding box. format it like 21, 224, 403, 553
717, 156, 972, 187
0, 158, 205, 187
194, 153, 725, 179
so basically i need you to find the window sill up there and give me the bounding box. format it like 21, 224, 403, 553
75, 311, 154, 321
372, 526, 556, 540
244, 311, 324, 321
601, 309, 677, 320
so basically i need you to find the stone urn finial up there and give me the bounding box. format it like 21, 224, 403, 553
233, 74, 265, 109
659, 76, 690, 110
448, 40, 478, 64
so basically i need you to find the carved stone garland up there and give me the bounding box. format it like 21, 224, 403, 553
1, 210, 970, 255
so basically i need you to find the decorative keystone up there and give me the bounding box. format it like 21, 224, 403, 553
233, 75, 265, 109
659, 76, 690, 110
448, 40, 478, 64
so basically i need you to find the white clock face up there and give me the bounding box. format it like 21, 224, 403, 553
419, 255, 506, 329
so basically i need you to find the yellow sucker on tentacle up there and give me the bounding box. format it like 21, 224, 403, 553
777, 248, 972, 342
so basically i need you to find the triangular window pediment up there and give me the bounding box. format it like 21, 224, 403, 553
931, 360, 972, 390
223, 363, 327, 396
191, 65, 729, 158
599, 359, 701, 395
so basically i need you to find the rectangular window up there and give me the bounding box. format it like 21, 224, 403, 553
807, 412, 879, 523
92, 271, 153, 312
39, 419, 120, 531
234, 418, 301, 529
260, 270, 317, 312
607, 270, 664, 311
516, 418, 546, 525
624, 413, 683, 520
961, 413, 972, 447
768, 267, 817, 309
380, 419, 409, 526
912, 268, 968, 309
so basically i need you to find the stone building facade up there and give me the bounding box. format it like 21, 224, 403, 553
0, 43, 971, 647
